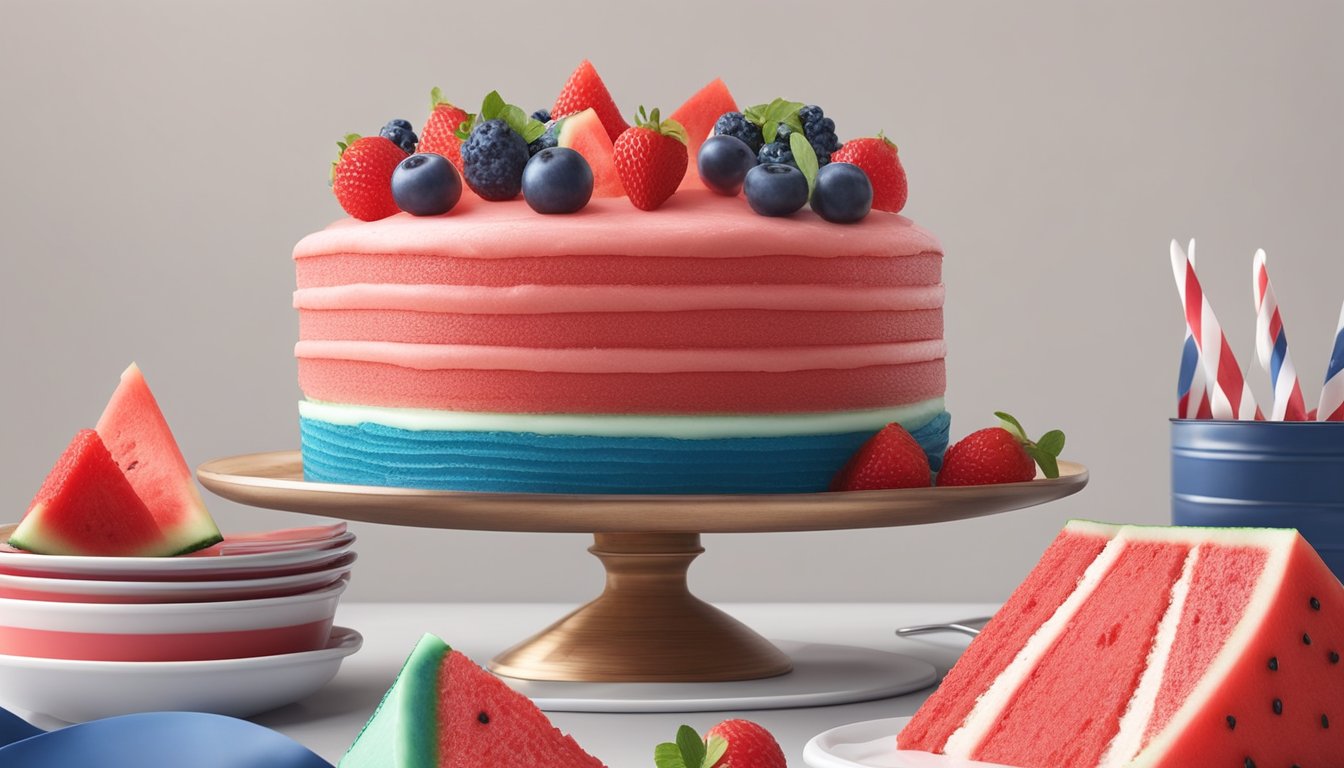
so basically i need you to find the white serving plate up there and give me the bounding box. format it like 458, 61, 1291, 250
804, 717, 1012, 768
0, 552, 355, 603
0, 626, 362, 723
0, 532, 354, 581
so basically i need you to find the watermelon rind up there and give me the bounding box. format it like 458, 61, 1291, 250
341, 633, 447, 768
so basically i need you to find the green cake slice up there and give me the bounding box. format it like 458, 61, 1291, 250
341, 634, 606, 768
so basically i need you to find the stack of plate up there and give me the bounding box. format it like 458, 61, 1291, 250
0, 522, 361, 723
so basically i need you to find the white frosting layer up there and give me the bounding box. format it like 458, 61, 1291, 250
299, 398, 946, 439
1098, 546, 1199, 768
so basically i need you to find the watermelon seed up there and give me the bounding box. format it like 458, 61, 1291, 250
1311, 596, 1321, 610
1226, 715, 1236, 730
1273, 699, 1283, 715
1243, 757, 1255, 768
477, 711, 490, 725
1268, 656, 1278, 671
1329, 650, 1340, 664
1303, 633, 1313, 646
1323, 713, 1330, 729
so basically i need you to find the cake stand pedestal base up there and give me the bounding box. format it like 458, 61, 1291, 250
503, 641, 938, 713
492, 533, 791, 682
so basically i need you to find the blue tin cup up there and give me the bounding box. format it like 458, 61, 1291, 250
1172, 419, 1344, 580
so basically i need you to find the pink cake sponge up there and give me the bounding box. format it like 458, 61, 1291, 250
900, 520, 1344, 767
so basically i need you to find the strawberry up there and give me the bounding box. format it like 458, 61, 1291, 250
937, 412, 1066, 487
830, 133, 908, 213
613, 107, 688, 211
418, 87, 471, 174
552, 59, 629, 143
653, 721, 784, 768
331, 134, 405, 221
705, 720, 786, 768
830, 423, 931, 491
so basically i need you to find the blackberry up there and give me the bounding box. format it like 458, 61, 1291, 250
531, 109, 552, 123
797, 105, 842, 165
460, 119, 529, 201
714, 112, 763, 153
757, 141, 794, 167
379, 119, 418, 153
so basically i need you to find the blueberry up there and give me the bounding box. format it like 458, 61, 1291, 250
697, 135, 758, 196
521, 147, 593, 214
459, 119, 530, 201
757, 141, 794, 167
743, 163, 808, 217
810, 162, 872, 224
798, 105, 841, 164
391, 153, 462, 216
713, 112, 763, 153
531, 109, 552, 123
379, 119, 418, 153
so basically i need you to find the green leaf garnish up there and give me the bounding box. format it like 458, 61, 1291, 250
791, 132, 819, 192
745, 98, 806, 143
653, 725, 722, 768
704, 735, 728, 768
454, 90, 547, 144
994, 411, 1065, 479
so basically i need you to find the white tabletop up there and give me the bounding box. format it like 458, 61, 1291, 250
256, 602, 995, 766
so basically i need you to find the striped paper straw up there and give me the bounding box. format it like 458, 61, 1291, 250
1318, 301, 1344, 421
1169, 240, 1262, 420
1176, 240, 1210, 418
1252, 249, 1307, 420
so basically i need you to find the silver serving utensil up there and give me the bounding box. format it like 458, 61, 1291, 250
896, 616, 992, 638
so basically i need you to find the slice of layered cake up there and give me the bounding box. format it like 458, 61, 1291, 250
900, 521, 1344, 767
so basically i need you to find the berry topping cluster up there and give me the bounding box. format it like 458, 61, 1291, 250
326, 61, 911, 224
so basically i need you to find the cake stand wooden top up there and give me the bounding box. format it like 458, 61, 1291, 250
197, 451, 1087, 534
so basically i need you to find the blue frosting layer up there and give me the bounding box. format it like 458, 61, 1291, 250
300, 411, 950, 494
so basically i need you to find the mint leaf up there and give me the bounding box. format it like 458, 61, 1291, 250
654, 743, 688, 768
994, 411, 1027, 442
1037, 430, 1066, 457
479, 90, 506, 122
704, 735, 728, 768
791, 133, 819, 192
676, 725, 705, 768
1025, 446, 1060, 479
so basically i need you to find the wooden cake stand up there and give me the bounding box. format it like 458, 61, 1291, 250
198, 452, 1087, 710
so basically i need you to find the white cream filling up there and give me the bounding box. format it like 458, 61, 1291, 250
1097, 545, 1199, 768
942, 537, 1128, 758
299, 398, 946, 440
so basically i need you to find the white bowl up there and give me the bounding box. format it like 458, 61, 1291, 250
0, 580, 346, 661
0, 626, 362, 723
0, 552, 356, 603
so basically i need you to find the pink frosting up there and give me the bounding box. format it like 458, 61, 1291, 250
298, 359, 946, 414
294, 189, 942, 261
298, 307, 944, 349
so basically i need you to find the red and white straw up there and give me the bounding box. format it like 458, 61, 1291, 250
1176, 240, 1210, 419
1169, 240, 1262, 420
1252, 249, 1308, 420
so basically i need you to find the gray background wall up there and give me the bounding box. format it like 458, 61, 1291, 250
1, 1, 1340, 603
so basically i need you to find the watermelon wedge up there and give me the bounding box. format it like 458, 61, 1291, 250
94, 363, 221, 555
556, 109, 625, 198
899, 521, 1344, 767
670, 78, 738, 191
9, 430, 172, 556
551, 60, 628, 144
340, 634, 606, 768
